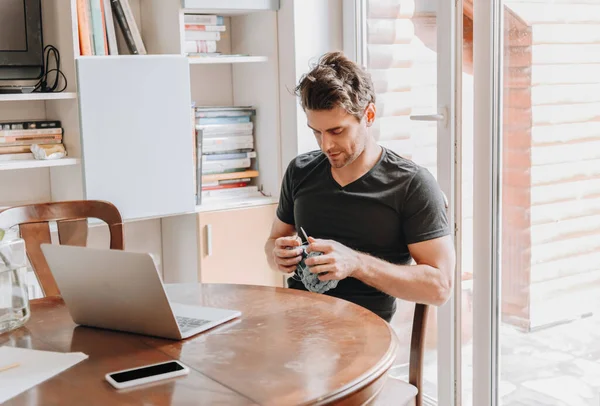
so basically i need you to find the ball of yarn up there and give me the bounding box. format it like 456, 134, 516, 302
296, 245, 339, 294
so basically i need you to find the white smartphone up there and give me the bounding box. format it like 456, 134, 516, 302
105, 360, 190, 389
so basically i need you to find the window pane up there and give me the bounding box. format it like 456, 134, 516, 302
499, 1, 600, 405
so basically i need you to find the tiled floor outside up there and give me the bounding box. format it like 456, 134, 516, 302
404, 313, 600, 406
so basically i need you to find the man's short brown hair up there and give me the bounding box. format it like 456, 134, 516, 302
294, 51, 376, 121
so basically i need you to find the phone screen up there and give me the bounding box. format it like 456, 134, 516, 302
109, 361, 184, 383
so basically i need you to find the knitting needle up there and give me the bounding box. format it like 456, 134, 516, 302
0, 362, 19, 373
300, 226, 310, 244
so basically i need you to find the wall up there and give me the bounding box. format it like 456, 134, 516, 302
278, 0, 344, 173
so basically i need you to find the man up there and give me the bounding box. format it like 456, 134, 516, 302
264, 51, 455, 322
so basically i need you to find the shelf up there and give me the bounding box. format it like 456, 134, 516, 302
0, 92, 77, 102
188, 55, 268, 64
183, 0, 279, 15
0, 158, 80, 171
195, 195, 278, 213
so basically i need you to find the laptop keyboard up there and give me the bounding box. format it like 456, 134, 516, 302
175, 315, 212, 332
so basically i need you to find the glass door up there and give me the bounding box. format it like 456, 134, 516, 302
473, 0, 600, 404
346, 0, 461, 404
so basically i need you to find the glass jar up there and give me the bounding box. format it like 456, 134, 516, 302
0, 238, 31, 334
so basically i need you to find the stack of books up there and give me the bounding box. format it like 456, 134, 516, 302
0, 120, 66, 161
194, 106, 262, 204
184, 14, 225, 56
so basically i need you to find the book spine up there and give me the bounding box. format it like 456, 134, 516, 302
90, 0, 107, 55
0, 144, 60, 154
110, 0, 138, 54
201, 170, 259, 183
196, 122, 253, 134
0, 138, 62, 146
195, 110, 253, 118
0, 120, 61, 130
184, 40, 217, 54
202, 151, 255, 161
99, 0, 109, 54
76, 0, 93, 55
184, 24, 226, 32
184, 31, 221, 41
118, 0, 146, 54
196, 116, 250, 125
0, 128, 62, 137
102, 0, 119, 55
202, 158, 251, 174
183, 15, 223, 25
202, 182, 248, 191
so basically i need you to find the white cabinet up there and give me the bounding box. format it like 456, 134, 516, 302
76, 55, 195, 220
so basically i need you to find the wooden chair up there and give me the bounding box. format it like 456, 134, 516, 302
371, 304, 428, 406
0, 200, 124, 298
373, 192, 449, 405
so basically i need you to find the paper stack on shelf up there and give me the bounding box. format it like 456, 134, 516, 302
183, 14, 225, 56
194, 106, 262, 204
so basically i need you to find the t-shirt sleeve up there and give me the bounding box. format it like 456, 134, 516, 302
276, 160, 295, 225
402, 167, 450, 245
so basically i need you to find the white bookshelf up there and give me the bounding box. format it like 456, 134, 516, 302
0, 92, 77, 102
0, 158, 79, 171
188, 55, 268, 64
2, 0, 286, 287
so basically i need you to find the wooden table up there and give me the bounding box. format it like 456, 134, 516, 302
1, 283, 398, 405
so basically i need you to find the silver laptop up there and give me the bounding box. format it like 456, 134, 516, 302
40, 244, 241, 340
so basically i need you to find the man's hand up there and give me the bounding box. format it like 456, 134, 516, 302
272, 236, 303, 274
305, 237, 363, 281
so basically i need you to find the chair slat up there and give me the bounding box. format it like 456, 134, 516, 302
20, 222, 58, 297
57, 219, 89, 247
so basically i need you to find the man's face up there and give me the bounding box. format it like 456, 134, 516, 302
306, 106, 372, 169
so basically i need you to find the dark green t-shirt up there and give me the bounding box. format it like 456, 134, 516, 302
276, 147, 450, 321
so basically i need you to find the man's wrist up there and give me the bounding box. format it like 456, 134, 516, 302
353, 252, 373, 281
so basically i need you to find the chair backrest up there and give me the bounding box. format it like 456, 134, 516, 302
0, 200, 124, 297
409, 303, 429, 406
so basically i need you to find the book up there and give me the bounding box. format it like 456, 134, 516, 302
202, 151, 256, 161
185, 40, 217, 54
0, 128, 62, 138
202, 157, 251, 174
184, 24, 226, 32
0, 120, 61, 130
201, 170, 259, 183
196, 116, 251, 125
76, 0, 93, 55
185, 31, 221, 41
201, 185, 261, 200
102, 0, 119, 55
184, 15, 224, 25
89, 0, 107, 55
196, 122, 253, 134
110, 0, 146, 54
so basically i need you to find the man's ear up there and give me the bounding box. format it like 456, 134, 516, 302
365, 102, 376, 127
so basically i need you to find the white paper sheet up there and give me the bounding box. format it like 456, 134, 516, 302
0, 346, 88, 403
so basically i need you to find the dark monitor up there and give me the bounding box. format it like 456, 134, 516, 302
0, 0, 44, 80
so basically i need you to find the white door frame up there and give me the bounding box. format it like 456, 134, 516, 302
472, 0, 503, 404
343, 0, 460, 404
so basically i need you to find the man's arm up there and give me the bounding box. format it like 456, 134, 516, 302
355, 235, 455, 306
265, 217, 303, 273
306, 235, 455, 306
